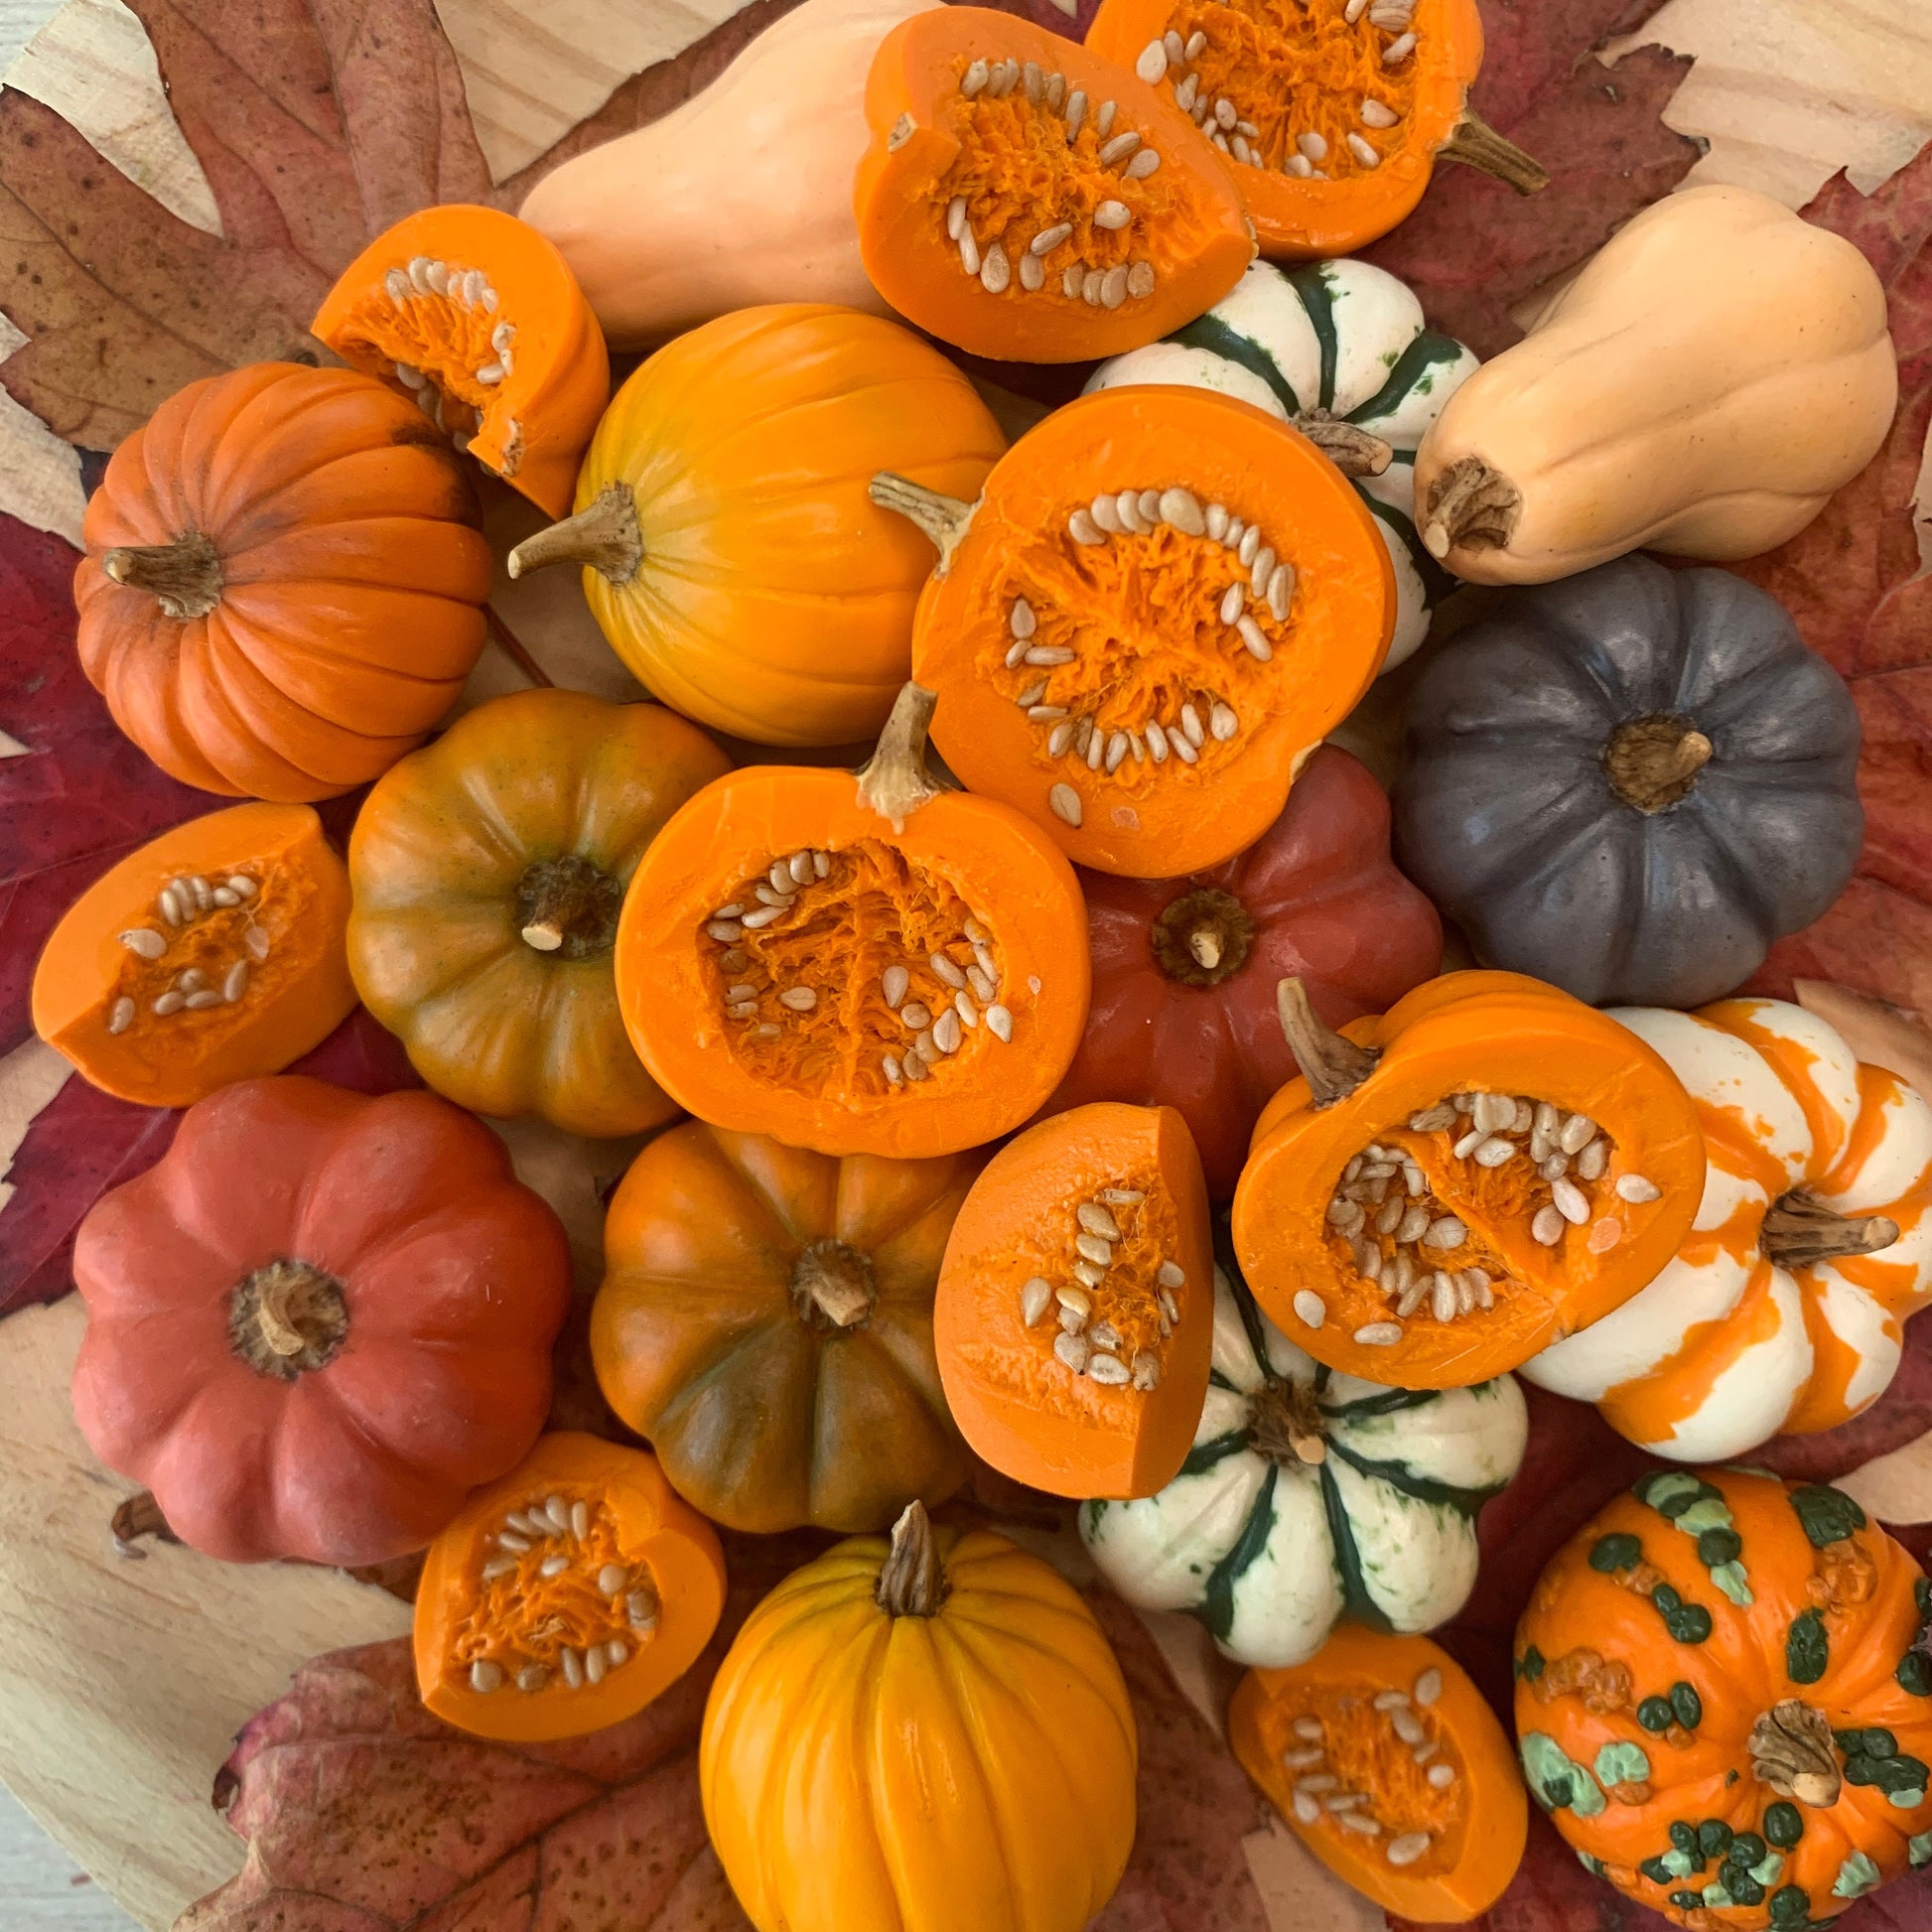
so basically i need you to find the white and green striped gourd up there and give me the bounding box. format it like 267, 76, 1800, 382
1085, 258, 1479, 672
1080, 1256, 1527, 1669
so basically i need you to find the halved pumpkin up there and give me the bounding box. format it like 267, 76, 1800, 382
855, 7, 1255, 360
934, 1100, 1213, 1497
878, 383, 1394, 876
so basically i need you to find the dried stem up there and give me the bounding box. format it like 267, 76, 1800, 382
102, 534, 224, 620
792, 1240, 875, 1329
1421, 457, 1523, 562
1749, 1700, 1842, 1807
1152, 888, 1254, 988
228, 1260, 348, 1379
1761, 1191, 1900, 1269
507, 483, 643, 584
1295, 414, 1394, 479
483, 605, 554, 688
876, 1500, 949, 1617
856, 682, 945, 831
1249, 1378, 1328, 1466
110, 1490, 176, 1559
514, 854, 622, 960
1276, 979, 1381, 1108
869, 473, 977, 576
1603, 715, 1714, 813
1439, 108, 1551, 195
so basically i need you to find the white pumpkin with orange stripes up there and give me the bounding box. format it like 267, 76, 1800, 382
1520, 998, 1932, 1460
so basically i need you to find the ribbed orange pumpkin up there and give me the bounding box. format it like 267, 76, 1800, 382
75, 362, 494, 802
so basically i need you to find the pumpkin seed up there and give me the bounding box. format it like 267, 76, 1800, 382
1293, 1290, 1325, 1328
1386, 1832, 1431, 1865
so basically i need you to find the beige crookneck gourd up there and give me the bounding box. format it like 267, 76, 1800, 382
1411, 185, 1896, 584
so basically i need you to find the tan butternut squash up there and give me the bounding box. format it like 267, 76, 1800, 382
1411, 186, 1896, 585
518, 0, 934, 347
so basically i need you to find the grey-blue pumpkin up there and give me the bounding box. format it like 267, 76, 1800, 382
1393, 555, 1862, 1008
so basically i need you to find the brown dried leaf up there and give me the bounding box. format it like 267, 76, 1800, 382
1794, 979, 1932, 1106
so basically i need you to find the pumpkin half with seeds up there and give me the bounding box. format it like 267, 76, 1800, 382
855, 8, 1255, 361
934, 1100, 1213, 1498
312, 204, 609, 520
1516, 1469, 1932, 1930
414, 1433, 726, 1742
1231, 1627, 1528, 1920
1231, 970, 1706, 1388
1086, 0, 1547, 259
879, 383, 1394, 877
614, 683, 1088, 1160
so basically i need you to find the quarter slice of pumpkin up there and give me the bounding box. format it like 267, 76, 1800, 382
414, 1432, 726, 1743
880, 383, 1394, 876
934, 1100, 1213, 1497
1229, 1626, 1527, 1922
856, 7, 1256, 360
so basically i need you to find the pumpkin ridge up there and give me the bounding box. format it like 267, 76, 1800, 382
1322, 1435, 1505, 1516
1316, 1455, 1397, 1631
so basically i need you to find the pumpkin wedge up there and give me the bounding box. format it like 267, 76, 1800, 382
614, 683, 1088, 1159
1231, 971, 1705, 1388
855, 7, 1256, 360
934, 1100, 1213, 1498
879, 384, 1393, 877
1086, 0, 1547, 260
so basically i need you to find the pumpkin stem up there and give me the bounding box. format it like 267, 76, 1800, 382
1294, 413, 1394, 480
109, 1489, 177, 1559
1439, 108, 1551, 196
1248, 1376, 1328, 1466
1760, 1190, 1900, 1269
1748, 1699, 1843, 1808
1602, 714, 1714, 813
869, 473, 977, 576
515, 854, 623, 958
856, 682, 947, 831
1153, 888, 1254, 988
102, 534, 224, 621
876, 1500, 949, 1618
1421, 456, 1523, 562
791, 1240, 876, 1329
506, 483, 644, 585
229, 1259, 349, 1380
1276, 978, 1381, 1108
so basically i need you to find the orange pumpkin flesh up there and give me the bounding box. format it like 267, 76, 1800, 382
32, 804, 356, 1107
1085, 0, 1547, 260
312, 204, 609, 519
886, 384, 1394, 876
1229, 1627, 1527, 1922
414, 1432, 726, 1743
615, 684, 1090, 1160
934, 1100, 1212, 1497
1231, 971, 1706, 1387
855, 7, 1256, 360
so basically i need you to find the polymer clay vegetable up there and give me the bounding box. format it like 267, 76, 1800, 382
1043, 745, 1440, 1198
1230, 1628, 1528, 1921
75, 362, 492, 801
1082, 1254, 1525, 1665
32, 804, 355, 1107
1394, 555, 1863, 1008
880, 384, 1394, 876
592, 1121, 977, 1532
70, 1077, 572, 1566
1088, 257, 1476, 671
413, 1433, 726, 1743
508, 304, 1004, 747
1232, 971, 1705, 1388
519, 0, 934, 345
1524, 998, 1932, 1461
702, 1501, 1137, 1932
1086, 0, 1547, 258
1413, 186, 1897, 583
935, 1101, 1213, 1498
347, 689, 729, 1138
614, 683, 1089, 1159
854, 8, 1254, 361
311, 204, 609, 518
1515, 1467, 1932, 1929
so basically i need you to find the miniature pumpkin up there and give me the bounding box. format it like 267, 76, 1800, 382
75, 362, 493, 802
702, 1501, 1137, 1932
1231, 970, 1705, 1388
1523, 998, 1932, 1462
519, 0, 934, 346
592, 1121, 978, 1532
1081, 1249, 1525, 1665
879, 383, 1394, 877
346, 690, 729, 1138
1086, 0, 1547, 258
1515, 1468, 1932, 1929
32, 803, 356, 1108
614, 683, 1089, 1159
1087, 257, 1476, 671
934, 1100, 1213, 1498
70, 1076, 572, 1566
1413, 186, 1897, 583
853, 8, 1255, 361
1042, 744, 1441, 1198
413, 1432, 726, 1743
1230, 1627, 1528, 1921
311, 205, 608, 521
506, 304, 1005, 747
1393, 556, 1863, 1009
